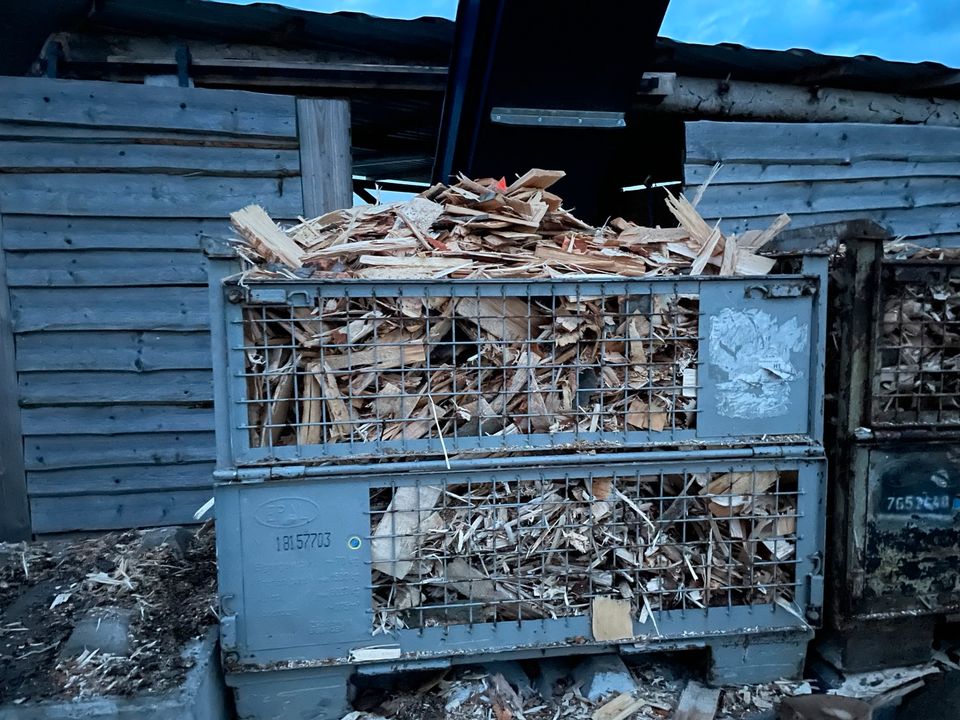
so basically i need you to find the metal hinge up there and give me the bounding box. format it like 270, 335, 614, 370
805, 553, 824, 623
220, 615, 237, 652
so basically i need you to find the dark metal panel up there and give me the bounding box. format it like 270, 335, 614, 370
0, 212, 31, 540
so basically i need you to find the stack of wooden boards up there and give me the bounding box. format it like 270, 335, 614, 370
369, 470, 798, 632
230, 168, 790, 280
230, 170, 791, 451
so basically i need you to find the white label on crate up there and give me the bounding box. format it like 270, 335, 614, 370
708, 308, 808, 419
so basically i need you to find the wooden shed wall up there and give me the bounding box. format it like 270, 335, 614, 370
685, 121, 960, 245
0, 77, 309, 535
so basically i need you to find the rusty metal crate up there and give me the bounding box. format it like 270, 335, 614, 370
871, 261, 960, 429
215, 454, 825, 671
209, 268, 828, 469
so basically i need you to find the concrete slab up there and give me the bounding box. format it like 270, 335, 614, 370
571, 654, 637, 702
60, 607, 134, 659
0, 629, 227, 720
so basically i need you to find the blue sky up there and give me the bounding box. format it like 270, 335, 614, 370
221, 0, 960, 67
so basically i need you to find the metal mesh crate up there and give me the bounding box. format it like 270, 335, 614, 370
215, 455, 825, 669
871, 261, 960, 428
213, 271, 827, 467
370, 466, 801, 634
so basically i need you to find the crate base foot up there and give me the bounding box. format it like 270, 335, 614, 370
227, 666, 354, 720
707, 631, 812, 686
818, 617, 935, 673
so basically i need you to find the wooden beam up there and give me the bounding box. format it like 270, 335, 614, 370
297, 98, 353, 216
50, 32, 448, 92
0, 211, 31, 540
643, 75, 960, 127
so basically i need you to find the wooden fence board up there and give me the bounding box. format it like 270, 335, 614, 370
0, 76, 297, 138
30, 488, 213, 534
24, 431, 215, 470
15, 330, 212, 372
0, 216, 228, 251
0, 141, 300, 176
21, 404, 214, 436
10, 286, 209, 332
27, 462, 216, 496
19, 370, 213, 405
6, 249, 207, 287
0, 173, 301, 217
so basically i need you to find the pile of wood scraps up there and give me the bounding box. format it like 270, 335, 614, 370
241, 290, 699, 449
230, 170, 793, 451
369, 471, 798, 633
875, 258, 959, 424
230, 168, 790, 280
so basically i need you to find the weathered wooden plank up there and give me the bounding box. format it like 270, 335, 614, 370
24, 431, 215, 471
0, 141, 299, 175
0, 122, 299, 148
30, 488, 212, 533
297, 98, 353, 216
21, 405, 214, 436
703, 206, 960, 239
15, 330, 212, 371
10, 286, 209, 332
0, 173, 302, 217
27, 462, 215, 496
19, 370, 213, 406
0, 212, 30, 540
686, 121, 960, 165
5, 249, 207, 287
695, 177, 960, 218
685, 159, 960, 186
0, 76, 297, 138
0, 216, 229, 251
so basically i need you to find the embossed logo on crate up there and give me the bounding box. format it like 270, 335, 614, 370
254, 497, 319, 528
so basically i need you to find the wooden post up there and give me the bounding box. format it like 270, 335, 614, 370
0, 211, 31, 540
296, 98, 352, 217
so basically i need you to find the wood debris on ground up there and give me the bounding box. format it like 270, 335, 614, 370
0, 528, 216, 703
370, 471, 799, 632
874, 240, 959, 425
340, 660, 815, 720
229, 169, 791, 451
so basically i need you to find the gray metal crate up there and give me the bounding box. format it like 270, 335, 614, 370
210, 266, 828, 468
215, 454, 825, 671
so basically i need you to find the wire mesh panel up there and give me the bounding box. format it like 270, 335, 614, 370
872, 262, 960, 427
369, 467, 800, 634
220, 275, 822, 465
